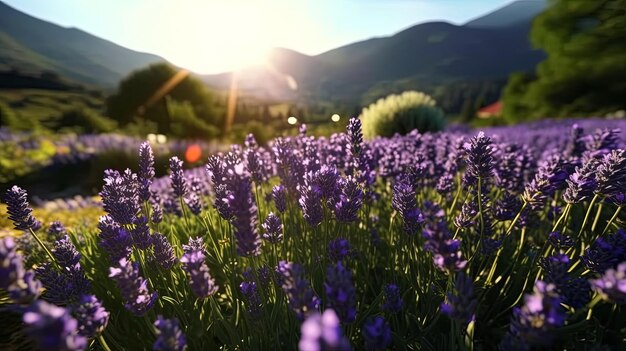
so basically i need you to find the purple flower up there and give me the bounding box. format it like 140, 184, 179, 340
213, 184, 234, 220
98, 216, 132, 264
1, 237, 41, 303
441, 272, 477, 324
230, 174, 262, 257
334, 177, 363, 223
463, 132, 495, 186
48, 221, 67, 239
138, 142, 155, 202
277, 261, 320, 320
169, 156, 187, 198
506, 281, 566, 348
100, 169, 140, 225
595, 149, 626, 198
180, 241, 218, 298
272, 184, 287, 213
182, 236, 206, 253
298, 309, 351, 351
392, 178, 424, 235
581, 229, 626, 273
240, 281, 263, 319
522, 156, 572, 210
151, 201, 163, 224
262, 212, 283, 244
328, 238, 353, 263
52, 235, 81, 269
131, 216, 153, 250
423, 221, 467, 272
71, 294, 110, 338
563, 158, 598, 203
362, 316, 392, 351
347, 117, 363, 158
152, 233, 177, 270
381, 284, 403, 313
299, 178, 323, 227
109, 258, 158, 316
591, 262, 626, 304
154, 316, 187, 351
35, 262, 90, 305
4, 185, 37, 231
184, 192, 203, 215
547, 231, 574, 250
23, 300, 87, 351
325, 262, 357, 323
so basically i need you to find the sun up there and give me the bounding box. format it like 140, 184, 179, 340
168, 1, 275, 74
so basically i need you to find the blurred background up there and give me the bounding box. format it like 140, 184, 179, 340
0, 0, 624, 202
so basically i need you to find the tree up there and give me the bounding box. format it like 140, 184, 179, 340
503, 0, 626, 120
106, 63, 223, 137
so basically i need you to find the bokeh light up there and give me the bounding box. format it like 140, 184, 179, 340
331, 114, 341, 122
287, 117, 298, 125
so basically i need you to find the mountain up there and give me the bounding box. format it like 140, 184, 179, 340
0, 1, 165, 87
202, 0, 549, 108
465, 0, 548, 28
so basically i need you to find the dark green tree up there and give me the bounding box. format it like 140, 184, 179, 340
106, 63, 223, 137
503, 0, 626, 121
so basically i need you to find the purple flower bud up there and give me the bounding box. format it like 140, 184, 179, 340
151, 202, 163, 224
506, 281, 566, 348
381, 284, 403, 313
334, 177, 363, 223
138, 142, 155, 202
591, 262, 626, 304
100, 169, 140, 225
154, 316, 187, 351
169, 157, 187, 198
52, 235, 81, 269
152, 233, 177, 270
4, 185, 37, 231
392, 178, 424, 235
563, 158, 598, 203
71, 294, 110, 338
441, 272, 477, 324
581, 229, 626, 273
347, 117, 363, 158
463, 132, 495, 186
299, 181, 323, 227
47, 221, 67, 239
325, 262, 357, 323
109, 258, 158, 316
230, 175, 262, 257
328, 238, 354, 263
362, 316, 392, 351
595, 149, 626, 198
23, 300, 87, 351
98, 216, 132, 264
184, 192, 203, 215
547, 231, 574, 250
272, 184, 287, 213
180, 241, 218, 298
277, 261, 320, 320
240, 281, 263, 319
298, 309, 351, 351
262, 212, 284, 244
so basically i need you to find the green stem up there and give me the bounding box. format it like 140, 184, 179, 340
578, 194, 599, 238
602, 206, 622, 236
98, 335, 113, 351
29, 228, 57, 266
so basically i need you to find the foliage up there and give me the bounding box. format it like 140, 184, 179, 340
503, 0, 626, 121
55, 106, 117, 134
359, 91, 445, 138
106, 63, 223, 137
166, 98, 220, 140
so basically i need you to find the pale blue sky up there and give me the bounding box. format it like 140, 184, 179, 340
5, 0, 513, 74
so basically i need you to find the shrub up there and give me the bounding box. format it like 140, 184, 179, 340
55, 106, 117, 134
359, 91, 445, 138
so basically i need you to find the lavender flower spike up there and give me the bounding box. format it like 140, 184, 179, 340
362, 316, 392, 351
277, 260, 320, 320
180, 239, 219, 298
23, 300, 87, 351
299, 309, 351, 351
4, 185, 37, 231
71, 294, 110, 338
591, 262, 626, 304
325, 262, 357, 323
262, 212, 284, 244
154, 316, 187, 351
392, 178, 424, 235
109, 258, 158, 316
441, 272, 477, 324
169, 156, 187, 198
138, 141, 155, 202
152, 233, 177, 270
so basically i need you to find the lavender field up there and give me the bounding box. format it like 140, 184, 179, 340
2, 117, 626, 350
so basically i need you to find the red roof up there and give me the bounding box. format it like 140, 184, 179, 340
478, 101, 503, 115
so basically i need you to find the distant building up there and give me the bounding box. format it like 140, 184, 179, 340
477, 101, 503, 119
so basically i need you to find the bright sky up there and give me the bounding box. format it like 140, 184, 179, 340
5, 0, 513, 74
